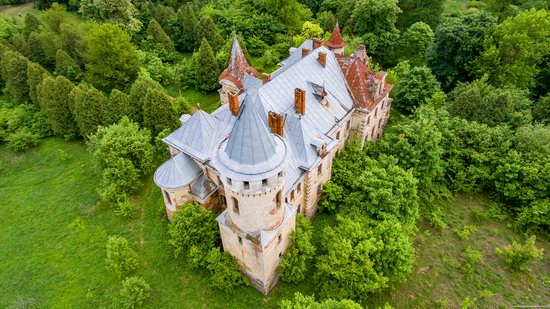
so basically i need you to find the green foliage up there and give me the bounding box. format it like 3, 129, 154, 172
144, 19, 175, 60
55, 49, 82, 82
478, 9, 550, 90
318, 181, 345, 213
26, 62, 49, 107
350, 0, 401, 65
23, 13, 42, 39
27, 32, 47, 67
428, 12, 497, 91
1, 50, 30, 104
168, 203, 219, 268
393, 66, 440, 114
0, 104, 52, 146
187, 39, 220, 93
259, 0, 311, 31
69, 83, 107, 138
533, 94, 550, 124
448, 78, 533, 128
279, 215, 315, 283
79, 0, 142, 35
6, 128, 40, 152
397, 0, 444, 30
454, 225, 477, 241
129, 75, 162, 124
461, 246, 482, 276
142, 87, 178, 137
398, 22, 434, 66
172, 4, 199, 52
495, 235, 544, 271
37, 75, 78, 139
119, 276, 151, 309
205, 247, 248, 291
196, 16, 224, 52
279, 292, 362, 309
138, 51, 175, 85
84, 24, 140, 90
105, 236, 138, 278
105, 89, 132, 126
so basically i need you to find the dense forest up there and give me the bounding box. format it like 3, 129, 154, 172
0, 0, 549, 308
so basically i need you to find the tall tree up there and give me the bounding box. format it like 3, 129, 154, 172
196, 16, 224, 52
145, 19, 175, 59
37, 75, 78, 138
55, 49, 82, 82
279, 215, 315, 283
129, 75, 163, 124
397, 0, 444, 30
188, 39, 220, 93
260, 0, 311, 31
27, 32, 47, 66
27, 62, 49, 107
428, 12, 498, 91
23, 13, 42, 39
105, 89, 133, 125
393, 66, 440, 114
478, 9, 550, 90
173, 4, 198, 52
79, 0, 142, 35
143, 87, 178, 137
399, 22, 434, 66
69, 83, 107, 138
1, 51, 30, 104
84, 24, 140, 90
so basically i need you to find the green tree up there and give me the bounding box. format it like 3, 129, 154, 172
399, 22, 434, 66
79, 0, 142, 35
168, 203, 219, 268
1, 50, 30, 104
260, 0, 311, 31
55, 49, 82, 82
84, 24, 140, 90
393, 66, 440, 114
428, 12, 497, 91
495, 235, 544, 271
478, 9, 550, 90
279, 215, 315, 283
105, 89, 132, 125
119, 276, 151, 309
142, 88, 178, 137
205, 247, 248, 291
27, 62, 49, 107
350, 0, 401, 65
37, 75, 78, 138
144, 19, 175, 59
533, 94, 550, 124
397, 0, 444, 30
173, 4, 198, 52
129, 75, 162, 124
27, 32, 47, 66
196, 16, 224, 52
105, 236, 139, 278
69, 83, 107, 138
23, 13, 42, 39
448, 78, 532, 128
280, 292, 362, 309
187, 38, 220, 93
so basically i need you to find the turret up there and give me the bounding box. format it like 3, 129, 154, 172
326, 22, 345, 55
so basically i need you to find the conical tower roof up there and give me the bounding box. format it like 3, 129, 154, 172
219, 34, 259, 86
326, 22, 345, 49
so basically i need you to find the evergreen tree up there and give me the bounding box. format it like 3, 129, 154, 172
105, 89, 132, 125
175, 4, 198, 52
27, 62, 49, 107
0, 42, 11, 89
189, 39, 220, 93
1, 50, 30, 104
23, 13, 42, 39
69, 83, 107, 138
145, 19, 175, 59
37, 75, 78, 138
196, 16, 224, 52
55, 49, 82, 82
129, 75, 162, 124
143, 87, 178, 136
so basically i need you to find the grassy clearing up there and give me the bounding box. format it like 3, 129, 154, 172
0, 2, 33, 18
1, 139, 548, 308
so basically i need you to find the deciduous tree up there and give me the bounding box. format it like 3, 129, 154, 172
279, 215, 315, 283
393, 66, 440, 114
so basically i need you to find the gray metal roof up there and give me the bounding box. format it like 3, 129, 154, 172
285, 114, 319, 169
190, 174, 218, 203
153, 152, 202, 190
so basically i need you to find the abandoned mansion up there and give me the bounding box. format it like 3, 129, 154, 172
153, 24, 393, 293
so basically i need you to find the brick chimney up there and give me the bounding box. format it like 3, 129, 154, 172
294, 88, 306, 115
313, 38, 323, 49
262, 73, 271, 84
228, 92, 239, 116
318, 51, 327, 67
301, 48, 310, 58
268, 111, 285, 136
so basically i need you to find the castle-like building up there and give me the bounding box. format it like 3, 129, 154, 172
153, 24, 393, 293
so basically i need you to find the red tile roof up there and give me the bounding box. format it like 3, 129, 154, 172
326, 23, 345, 49
219, 35, 259, 88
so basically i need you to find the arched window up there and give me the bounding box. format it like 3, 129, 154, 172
232, 197, 239, 214
275, 191, 282, 208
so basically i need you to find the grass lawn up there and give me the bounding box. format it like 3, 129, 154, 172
1, 139, 549, 308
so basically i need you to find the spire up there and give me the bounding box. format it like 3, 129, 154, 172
326, 22, 345, 50
219, 33, 259, 85
224, 93, 277, 166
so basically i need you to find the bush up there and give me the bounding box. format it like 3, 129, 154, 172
461, 246, 482, 276
6, 128, 40, 152
454, 225, 477, 241
167, 203, 219, 268
205, 247, 248, 291
279, 292, 362, 309
105, 236, 139, 278
119, 276, 151, 309
495, 235, 544, 272
279, 215, 315, 283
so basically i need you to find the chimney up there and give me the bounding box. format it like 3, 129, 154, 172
301, 48, 310, 58
262, 73, 271, 84
268, 111, 285, 137
313, 38, 323, 49
228, 92, 239, 116
318, 51, 327, 67
294, 88, 306, 115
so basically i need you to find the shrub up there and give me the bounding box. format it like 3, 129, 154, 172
454, 225, 477, 241
6, 128, 40, 152
279, 215, 315, 283
279, 292, 362, 309
495, 235, 544, 271
119, 276, 150, 309
461, 246, 482, 276
105, 236, 139, 278
205, 247, 248, 291
167, 204, 219, 268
